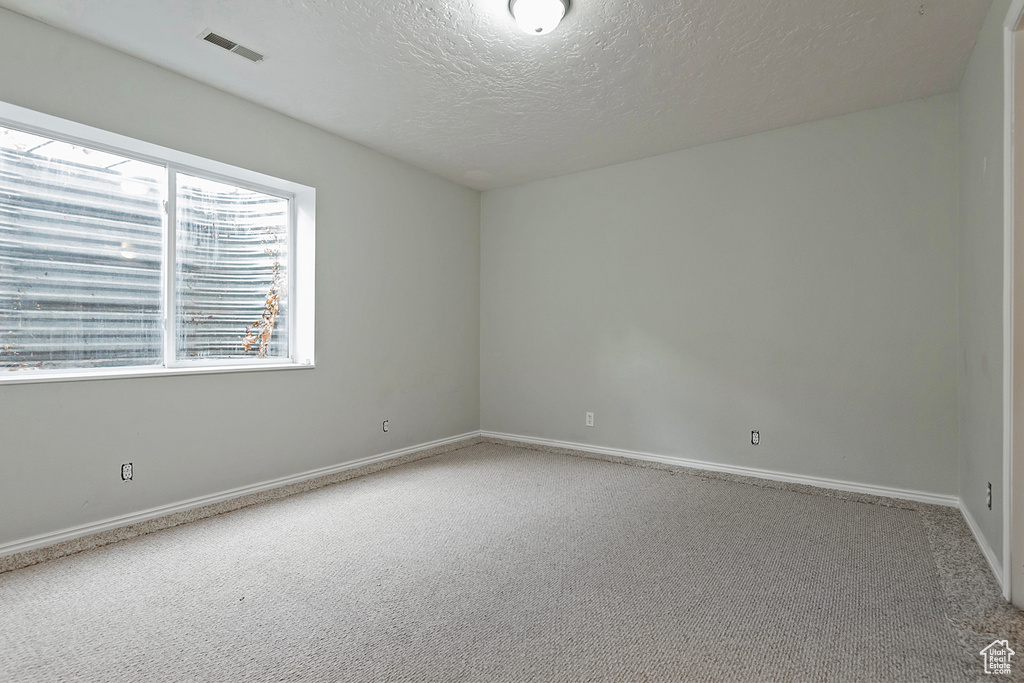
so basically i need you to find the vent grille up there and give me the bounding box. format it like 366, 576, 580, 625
202, 32, 237, 51
201, 31, 265, 63
230, 44, 265, 63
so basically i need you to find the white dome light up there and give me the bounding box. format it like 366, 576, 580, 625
509, 0, 569, 35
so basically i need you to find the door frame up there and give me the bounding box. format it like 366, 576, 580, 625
1004, 0, 1024, 605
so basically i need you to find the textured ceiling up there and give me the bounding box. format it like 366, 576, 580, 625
0, 0, 991, 189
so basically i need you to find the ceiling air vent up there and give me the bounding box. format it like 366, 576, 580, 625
200, 31, 265, 63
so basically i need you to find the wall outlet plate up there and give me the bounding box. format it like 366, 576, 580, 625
121, 463, 133, 481
751, 430, 760, 445
585, 412, 594, 427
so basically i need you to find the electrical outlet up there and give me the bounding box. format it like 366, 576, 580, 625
751, 430, 759, 446
585, 412, 594, 427
382, 419, 389, 433
988, 482, 993, 510
121, 463, 133, 481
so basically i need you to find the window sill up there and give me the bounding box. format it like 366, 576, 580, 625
0, 361, 315, 386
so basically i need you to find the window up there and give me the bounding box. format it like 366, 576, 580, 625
0, 101, 314, 382
175, 174, 290, 362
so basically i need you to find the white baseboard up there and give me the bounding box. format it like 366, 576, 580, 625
0, 431, 481, 559
959, 501, 1005, 591
481, 431, 960, 508
3, 429, 975, 565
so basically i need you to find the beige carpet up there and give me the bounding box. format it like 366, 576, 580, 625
0, 441, 1017, 681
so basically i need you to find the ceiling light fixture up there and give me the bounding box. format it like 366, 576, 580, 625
509, 0, 569, 35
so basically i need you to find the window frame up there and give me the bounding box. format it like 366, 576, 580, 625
166, 168, 296, 369
0, 100, 315, 384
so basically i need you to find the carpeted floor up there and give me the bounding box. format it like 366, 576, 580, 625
1, 441, 1021, 681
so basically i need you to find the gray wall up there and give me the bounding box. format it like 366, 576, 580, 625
481, 94, 961, 496
958, 0, 1010, 561
0, 9, 481, 547
0, 4, 998, 551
